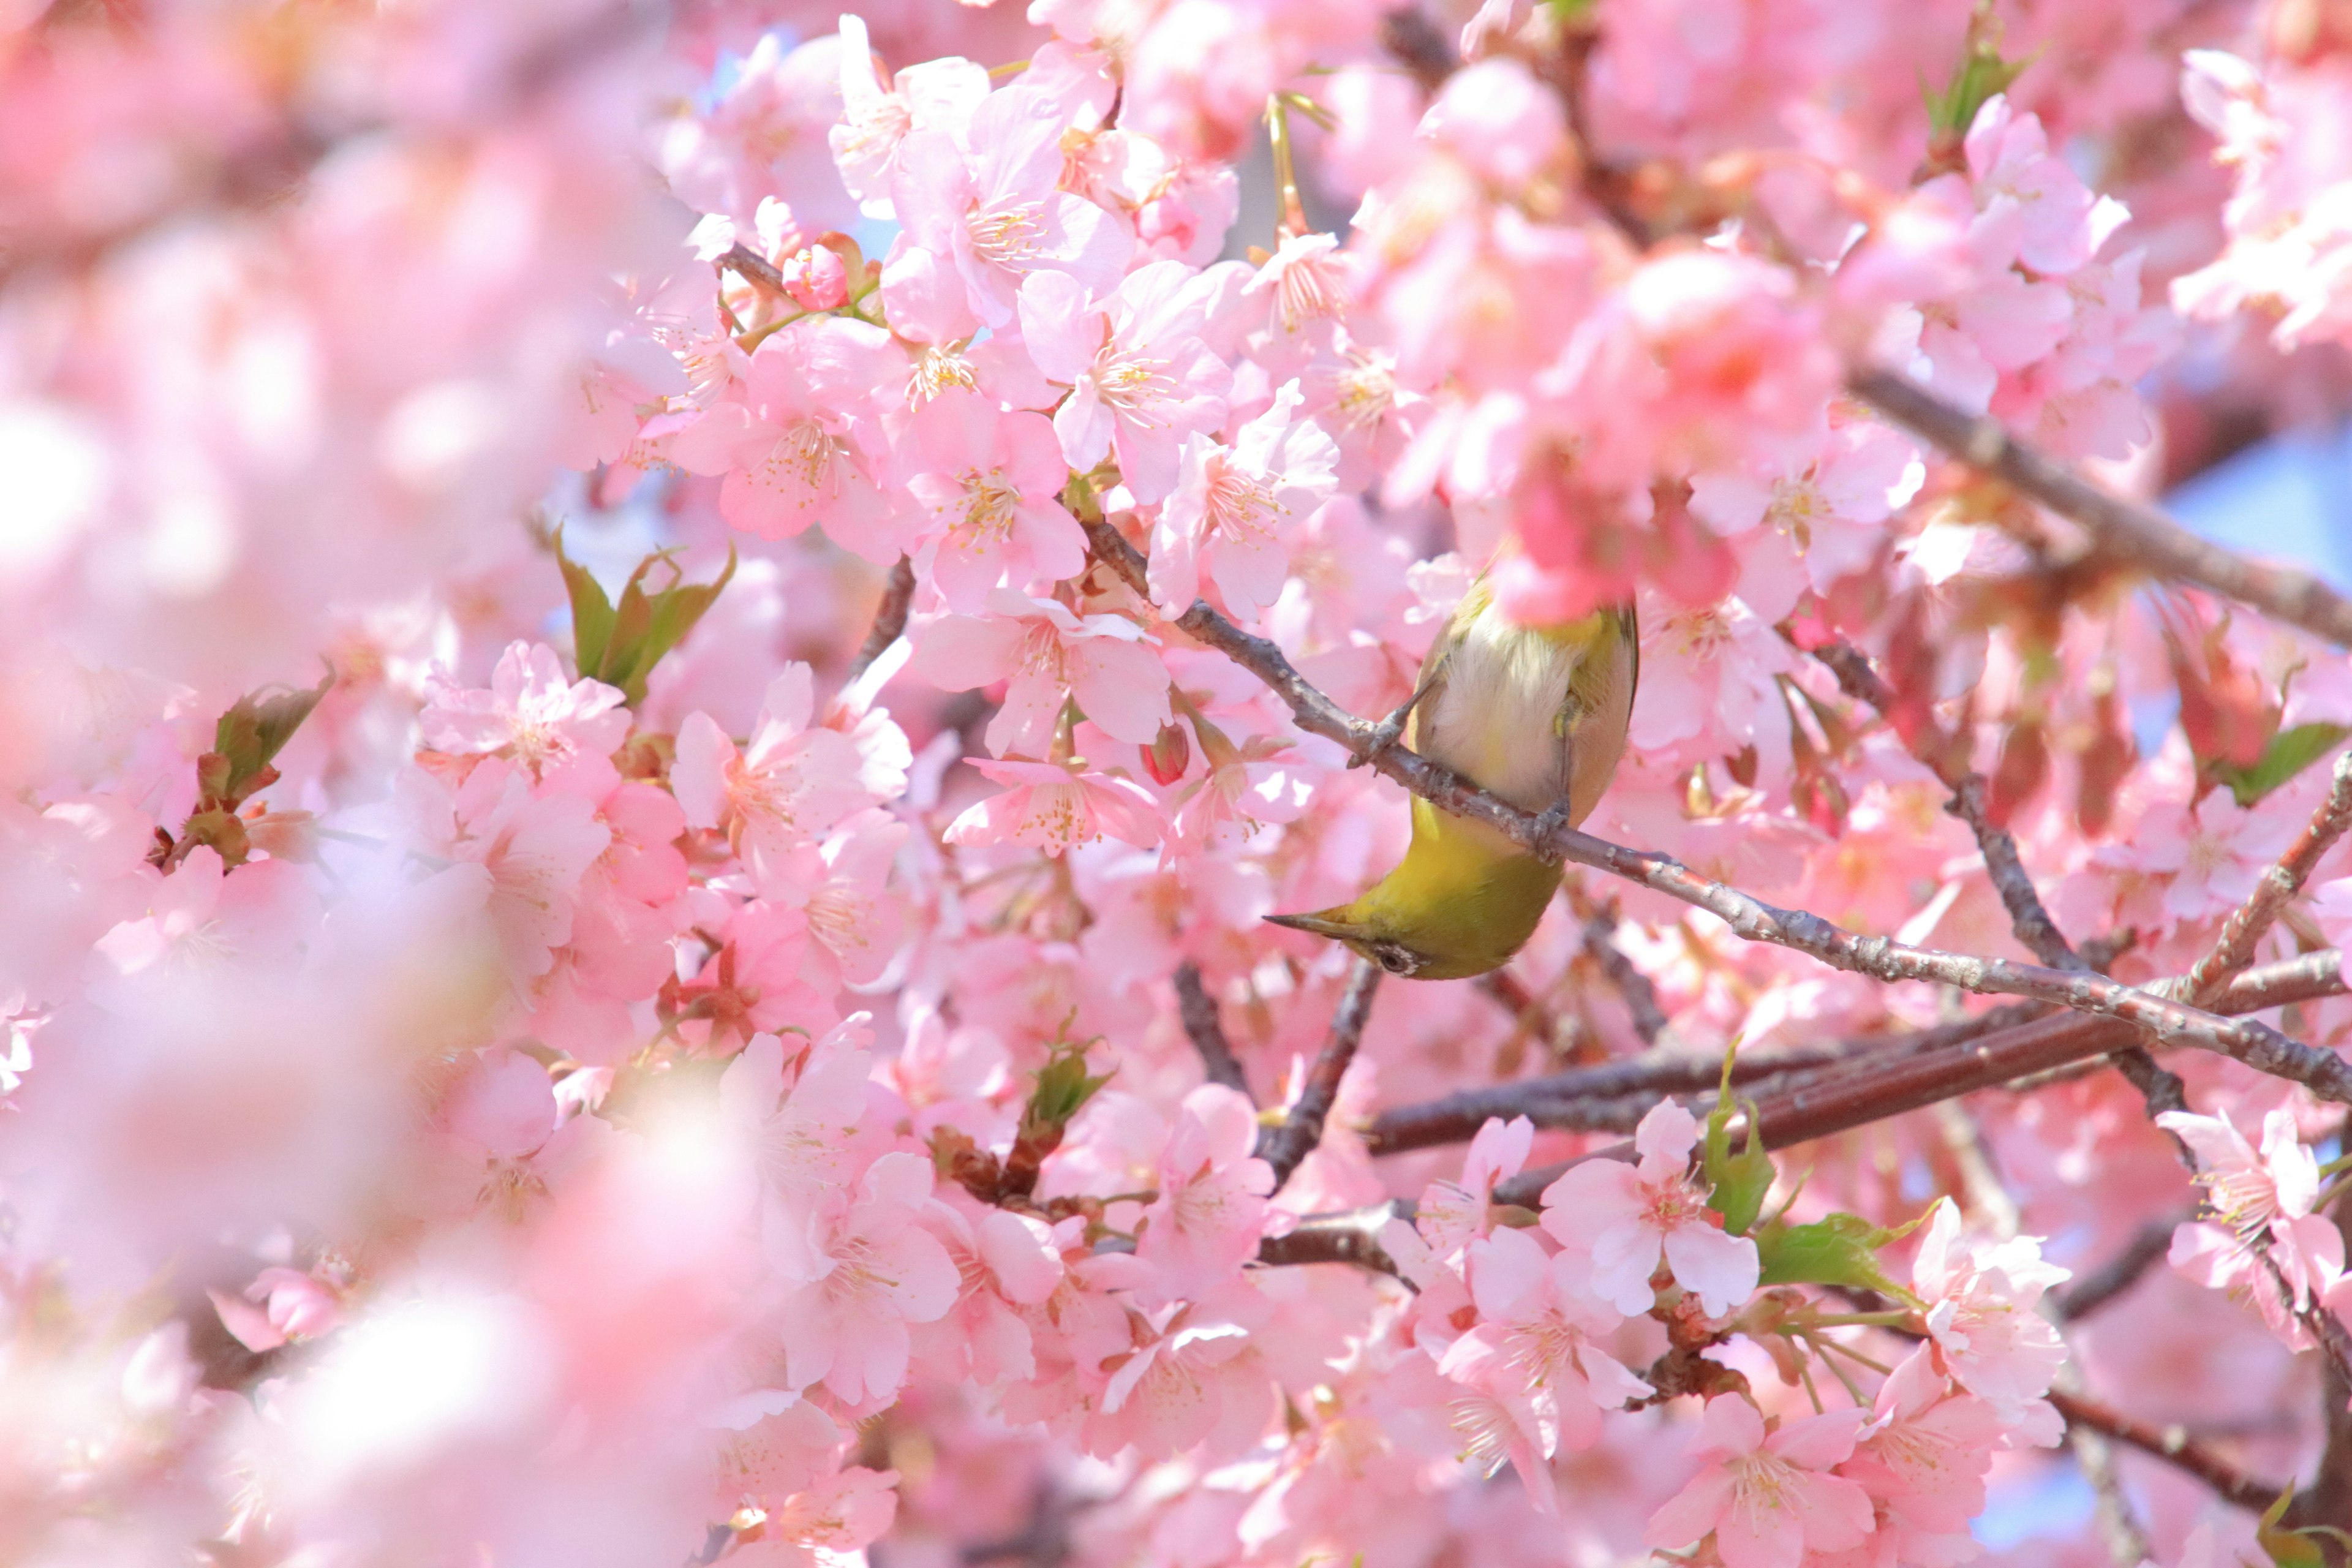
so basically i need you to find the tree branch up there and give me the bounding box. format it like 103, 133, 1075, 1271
1077, 517, 2352, 1106
1480, 952, 2346, 1209
2186, 748, 2352, 1005
1850, 368, 2352, 649
1256, 957, 1383, 1190
1174, 960, 1251, 1096
2057, 1213, 2192, 1322
2048, 1389, 2290, 1515
846, 556, 918, 684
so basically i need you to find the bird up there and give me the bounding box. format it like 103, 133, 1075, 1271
1265, 581, 1638, 980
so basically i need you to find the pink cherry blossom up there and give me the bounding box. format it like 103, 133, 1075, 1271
832, 13, 990, 219
2159, 1106, 2345, 1348
892, 84, 1133, 328
1439, 1226, 1648, 1452
1133, 1084, 1276, 1302
1645, 1398, 1875, 1568
421, 641, 631, 789
1019, 261, 1233, 504
1149, 381, 1340, 620
674, 667, 873, 883
1415, 1114, 1533, 1262
946, 758, 1164, 855
909, 589, 1172, 755
900, 394, 1088, 611
771, 1150, 960, 1406
1910, 1198, 2068, 1435
1540, 1101, 1761, 1317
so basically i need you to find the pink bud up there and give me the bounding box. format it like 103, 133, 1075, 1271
1141, 720, 1191, 785
781, 245, 849, 312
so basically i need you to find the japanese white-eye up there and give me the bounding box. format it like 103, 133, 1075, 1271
1267, 581, 1638, 979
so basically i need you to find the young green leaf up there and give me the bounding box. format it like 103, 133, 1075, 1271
1755, 1213, 1916, 1298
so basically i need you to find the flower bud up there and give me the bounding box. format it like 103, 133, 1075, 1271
1141, 720, 1191, 785
780, 244, 848, 311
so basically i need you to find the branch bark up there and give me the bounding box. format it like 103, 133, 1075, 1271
1174, 960, 1251, 1096
1850, 367, 2352, 649
845, 556, 916, 684
1255, 957, 1383, 1190
2186, 748, 2352, 1005
2049, 1389, 2290, 1515
1078, 516, 2352, 1107
2056, 1213, 2190, 1322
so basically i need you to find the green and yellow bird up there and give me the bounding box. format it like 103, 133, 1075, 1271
1267, 581, 1639, 979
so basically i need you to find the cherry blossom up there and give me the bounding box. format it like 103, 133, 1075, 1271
1540, 1101, 1762, 1317
1645, 1398, 1875, 1568
2160, 1106, 2346, 1347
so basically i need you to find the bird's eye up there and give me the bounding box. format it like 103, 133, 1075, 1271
1374, 944, 1420, 976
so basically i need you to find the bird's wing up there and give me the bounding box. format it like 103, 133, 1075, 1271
1401, 579, 1480, 753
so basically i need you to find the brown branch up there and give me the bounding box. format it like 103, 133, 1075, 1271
1255, 957, 1383, 1190
1368, 1002, 2044, 1155
1806, 635, 2190, 1118
1851, 368, 2352, 649
1579, 905, 1672, 1044
2057, 1213, 2192, 1322
1480, 952, 2345, 1209
1253, 1199, 1409, 1276
2049, 1389, 2290, 1515
1076, 516, 2352, 1106
1173, 961, 1251, 1096
718, 240, 787, 295
846, 556, 917, 684
2186, 748, 2352, 1005
1376, 8, 1459, 93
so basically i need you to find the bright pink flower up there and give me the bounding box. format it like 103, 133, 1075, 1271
1645, 1398, 1875, 1568
421, 641, 630, 791
2160, 1106, 2345, 1348
1964, 96, 2124, 278
1149, 381, 1339, 620
899, 394, 1088, 612
673, 666, 873, 883
1416, 1114, 1533, 1262
1019, 261, 1232, 504
946, 758, 1164, 855
1836, 1346, 2003, 1545
209, 1264, 347, 1353
668, 317, 907, 558
918, 1202, 1065, 1384
831, 13, 989, 219
410, 760, 613, 984
1420, 58, 1566, 189
1910, 1198, 2068, 1435
737, 1465, 902, 1568
1241, 232, 1352, 342
755, 810, 908, 987
1439, 1226, 1648, 1452
1134, 1084, 1276, 1302
1540, 1101, 1760, 1317
771, 1150, 959, 1406
721, 1024, 876, 1201
1087, 1302, 1265, 1461
89, 846, 317, 998
910, 589, 1172, 755
1447, 1382, 1562, 1517
891, 84, 1132, 328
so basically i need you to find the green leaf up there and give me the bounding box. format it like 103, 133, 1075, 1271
556, 528, 618, 680
2217, 721, 2350, 807
1924, 39, 2032, 142
209, 669, 333, 807
558, 535, 737, 706
1022, 1039, 1115, 1140
2256, 1482, 2350, 1567
1703, 1042, 1775, 1236
1755, 1212, 1913, 1296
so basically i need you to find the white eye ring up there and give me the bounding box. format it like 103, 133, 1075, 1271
1373, 944, 1420, 977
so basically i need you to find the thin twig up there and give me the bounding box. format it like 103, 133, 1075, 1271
718, 240, 787, 295
1851, 368, 2352, 649
846, 556, 917, 684
1077, 516, 2352, 1105
1256, 957, 1383, 1190
2057, 1213, 2193, 1322
1173, 961, 1251, 1096
1580, 907, 1672, 1044
2185, 749, 2352, 1005
1253, 1199, 1410, 1276
2049, 1389, 2289, 1515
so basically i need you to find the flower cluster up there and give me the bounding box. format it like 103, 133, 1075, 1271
10, 2, 2352, 1568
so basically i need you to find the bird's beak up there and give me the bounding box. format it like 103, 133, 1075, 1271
1264, 912, 1358, 940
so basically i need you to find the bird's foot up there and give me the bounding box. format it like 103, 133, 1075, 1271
1350, 692, 1423, 770
1530, 801, 1574, 850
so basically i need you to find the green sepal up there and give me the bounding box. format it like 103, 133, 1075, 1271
558, 529, 737, 706
1001, 1035, 1115, 1197
210, 670, 333, 809
1923, 37, 2032, 144
2258, 1483, 2352, 1567
1755, 1212, 1918, 1299
2216, 721, 2351, 809
1702, 1042, 1774, 1236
